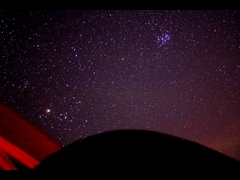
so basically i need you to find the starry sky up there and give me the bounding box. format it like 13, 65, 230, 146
1, 10, 240, 161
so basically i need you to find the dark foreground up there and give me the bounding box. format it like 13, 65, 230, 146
35, 129, 240, 175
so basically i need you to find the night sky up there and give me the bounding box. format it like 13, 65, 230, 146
1, 10, 240, 161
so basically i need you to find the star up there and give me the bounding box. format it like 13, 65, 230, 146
1, 10, 240, 161
156, 34, 171, 44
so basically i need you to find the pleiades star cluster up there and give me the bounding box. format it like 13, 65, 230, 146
1, 10, 240, 160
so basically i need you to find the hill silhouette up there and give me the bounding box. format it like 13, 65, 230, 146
35, 129, 240, 175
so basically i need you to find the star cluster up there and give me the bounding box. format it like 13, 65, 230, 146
1, 10, 240, 160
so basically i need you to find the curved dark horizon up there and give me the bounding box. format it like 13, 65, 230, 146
35, 129, 240, 174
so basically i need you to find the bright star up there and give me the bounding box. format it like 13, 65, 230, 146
156, 34, 170, 44
161, 34, 170, 43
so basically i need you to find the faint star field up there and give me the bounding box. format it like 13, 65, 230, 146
1, 10, 240, 161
